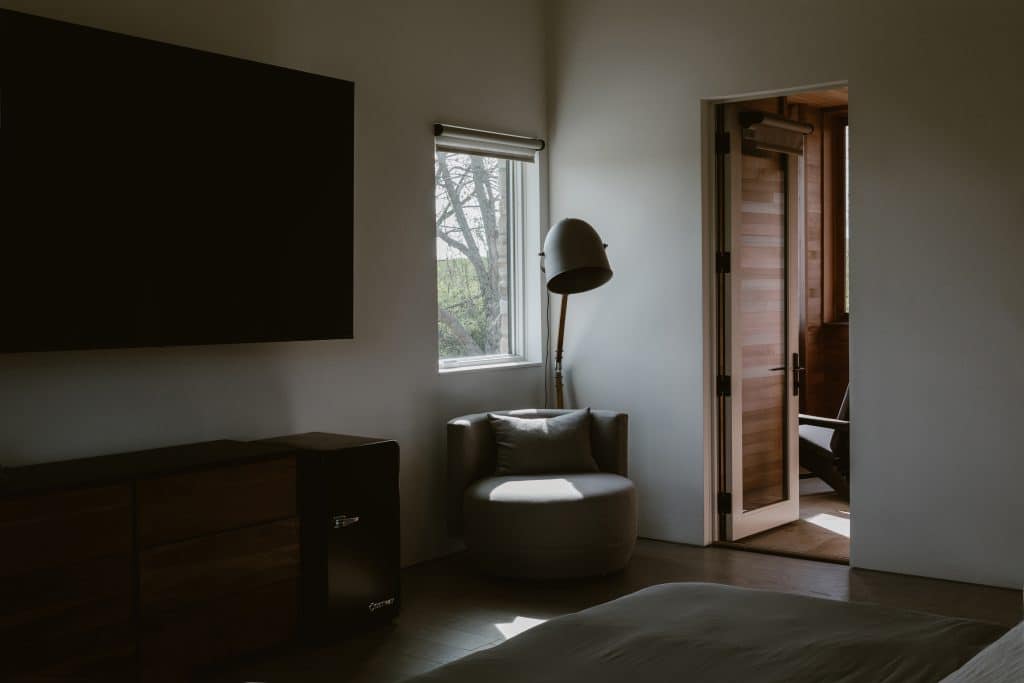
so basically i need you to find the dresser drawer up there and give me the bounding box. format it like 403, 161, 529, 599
139, 518, 300, 613
0, 553, 133, 634
0, 484, 133, 680
1, 555, 135, 682
0, 484, 133, 578
137, 456, 296, 547
5, 624, 136, 683
140, 578, 298, 682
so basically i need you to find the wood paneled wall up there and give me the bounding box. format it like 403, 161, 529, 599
792, 102, 849, 418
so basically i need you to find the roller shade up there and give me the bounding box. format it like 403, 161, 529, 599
739, 111, 813, 156
434, 123, 545, 163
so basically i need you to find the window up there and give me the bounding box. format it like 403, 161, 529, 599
435, 150, 525, 367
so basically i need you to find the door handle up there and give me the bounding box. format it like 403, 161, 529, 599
332, 514, 360, 529
792, 352, 805, 396
769, 366, 786, 372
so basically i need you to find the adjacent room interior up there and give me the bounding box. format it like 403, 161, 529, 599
714, 87, 853, 564
0, 2, 1020, 683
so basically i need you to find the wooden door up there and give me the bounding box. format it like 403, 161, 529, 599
717, 102, 804, 540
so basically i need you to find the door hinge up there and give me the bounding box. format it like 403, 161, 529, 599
715, 131, 731, 155
716, 374, 731, 397
717, 492, 732, 514
716, 251, 731, 274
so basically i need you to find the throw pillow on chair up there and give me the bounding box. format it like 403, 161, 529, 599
489, 408, 598, 475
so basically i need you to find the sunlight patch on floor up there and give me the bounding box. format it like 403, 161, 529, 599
494, 616, 547, 639
805, 511, 850, 538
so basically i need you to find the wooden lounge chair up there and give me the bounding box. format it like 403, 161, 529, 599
799, 387, 850, 498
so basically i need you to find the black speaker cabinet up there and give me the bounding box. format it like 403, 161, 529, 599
260, 433, 400, 638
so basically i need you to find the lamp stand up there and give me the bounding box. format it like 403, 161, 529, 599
554, 294, 568, 409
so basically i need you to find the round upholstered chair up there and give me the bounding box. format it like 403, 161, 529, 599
447, 409, 637, 579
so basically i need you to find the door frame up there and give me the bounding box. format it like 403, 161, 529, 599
700, 81, 849, 545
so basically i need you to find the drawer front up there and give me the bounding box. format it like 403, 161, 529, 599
137, 456, 296, 547
0, 484, 133, 578
5, 624, 136, 683
140, 578, 298, 682
0, 554, 133, 634
140, 518, 300, 613
1, 555, 135, 682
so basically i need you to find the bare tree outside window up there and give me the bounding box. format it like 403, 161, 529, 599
435, 151, 515, 361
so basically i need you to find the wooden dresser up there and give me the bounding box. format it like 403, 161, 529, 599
0, 434, 399, 682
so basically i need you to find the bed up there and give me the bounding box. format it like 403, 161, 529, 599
405, 583, 1018, 683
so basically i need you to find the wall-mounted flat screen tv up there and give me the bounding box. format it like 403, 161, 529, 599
0, 9, 354, 353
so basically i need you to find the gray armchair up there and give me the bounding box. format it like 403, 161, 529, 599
447, 409, 637, 579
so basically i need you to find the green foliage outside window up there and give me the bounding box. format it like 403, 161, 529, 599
435, 152, 512, 360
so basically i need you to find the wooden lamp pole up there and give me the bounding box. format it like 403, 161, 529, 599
554, 294, 568, 409
543, 218, 613, 411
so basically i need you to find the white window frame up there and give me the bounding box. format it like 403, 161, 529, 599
437, 157, 528, 371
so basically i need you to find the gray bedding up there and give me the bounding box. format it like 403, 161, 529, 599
940, 621, 1022, 682
406, 583, 1007, 683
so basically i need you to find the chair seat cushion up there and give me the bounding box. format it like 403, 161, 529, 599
799, 424, 835, 453
467, 472, 633, 504
463, 473, 637, 579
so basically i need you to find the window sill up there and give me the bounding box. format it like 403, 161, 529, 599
439, 360, 542, 375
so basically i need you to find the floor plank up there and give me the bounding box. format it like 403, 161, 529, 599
206, 539, 1021, 682
727, 477, 851, 563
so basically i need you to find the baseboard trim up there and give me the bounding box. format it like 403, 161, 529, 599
714, 540, 850, 566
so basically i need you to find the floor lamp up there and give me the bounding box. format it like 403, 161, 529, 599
541, 218, 613, 409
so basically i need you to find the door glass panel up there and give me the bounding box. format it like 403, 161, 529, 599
739, 151, 787, 511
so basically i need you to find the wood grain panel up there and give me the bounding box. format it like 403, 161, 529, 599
739, 152, 786, 508
792, 102, 849, 418
140, 578, 298, 682
5, 625, 136, 683
1, 555, 135, 682
137, 456, 296, 547
0, 484, 132, 578
140, 518, 299, 613
821, 322, 850, 415
797, 103, 826, 414
0, 554, 132, 633
787, 87, 848, 108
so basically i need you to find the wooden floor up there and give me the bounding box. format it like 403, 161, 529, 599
208, 539, 1021, 683
728, 477, 851, 563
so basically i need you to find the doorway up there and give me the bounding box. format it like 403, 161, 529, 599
711, 86, 851, 564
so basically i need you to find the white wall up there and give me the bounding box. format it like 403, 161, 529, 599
547, 0, 1024, 588
5, 0, 1021, 589
0, 0, 547, 567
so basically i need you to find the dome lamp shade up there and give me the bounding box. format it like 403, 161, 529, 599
542, 218, 612, 294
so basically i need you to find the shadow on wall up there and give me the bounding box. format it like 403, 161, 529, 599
0, 341, 304, 466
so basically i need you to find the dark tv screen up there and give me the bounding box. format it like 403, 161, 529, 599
0, 9, 354, 353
